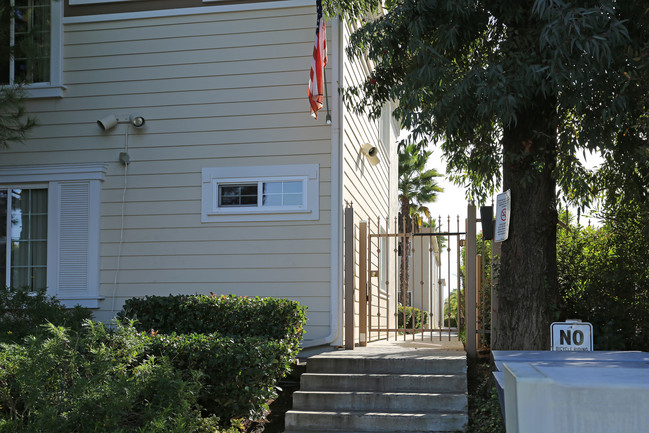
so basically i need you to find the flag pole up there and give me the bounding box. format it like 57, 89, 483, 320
324, 64, 331, 124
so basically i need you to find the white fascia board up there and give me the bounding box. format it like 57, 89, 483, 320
63, 0, 314, 24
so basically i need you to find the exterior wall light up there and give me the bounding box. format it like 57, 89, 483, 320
97, 114, 118, 131
129, 114, 145, 128
97, 114, 146, 131
361, 142, 380, 166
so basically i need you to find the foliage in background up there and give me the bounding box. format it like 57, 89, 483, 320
557, 212, 649, 351
443, 289, 458, 328
0, 321, 225, 433
397, 305, 428, 330
0, 286, 91, 344
398, 143, 443, 226
458, 234, 494, 346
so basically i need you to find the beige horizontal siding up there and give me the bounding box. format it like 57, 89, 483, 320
100, 268, 330, 284
30, 85, 309, 111
341, 23, 391, 221
98, 284, 332, 303
341, 20, 397, 345
100, 239, 331, 256
2, 5, 335, 342
100, 253, 330, 270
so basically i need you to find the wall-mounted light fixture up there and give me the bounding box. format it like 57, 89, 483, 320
361, 142, 380, 166
97, 114, 119, 131
129, 114, 145, 128
97, 113, 146, 131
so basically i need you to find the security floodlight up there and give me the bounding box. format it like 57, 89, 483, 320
97, 113, 146, 131
361, 143, 380, 166
129, 114, 145, 128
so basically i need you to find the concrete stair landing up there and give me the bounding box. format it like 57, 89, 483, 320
284, 338, 468, 433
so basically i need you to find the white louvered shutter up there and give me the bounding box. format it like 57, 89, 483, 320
57, 182, 90, 296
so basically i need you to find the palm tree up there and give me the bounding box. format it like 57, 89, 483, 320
398, 144, 443, 307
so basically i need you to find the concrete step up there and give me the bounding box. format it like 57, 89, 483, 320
292, 390, 468, 413
300, 373, 466, 393
284, 409, 468, 432
307, 354, 466, 375
284, 431, 464, 433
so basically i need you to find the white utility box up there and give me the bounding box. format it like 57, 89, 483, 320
503, 361, 649, 433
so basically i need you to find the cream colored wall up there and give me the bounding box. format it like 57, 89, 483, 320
1, 5, 336, 344
340, 20, 399, 345
410, 230, 441, 327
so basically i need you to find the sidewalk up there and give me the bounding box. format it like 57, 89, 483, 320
299, 332, 465, 360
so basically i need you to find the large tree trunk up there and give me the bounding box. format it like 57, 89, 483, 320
492, 101, 559, 350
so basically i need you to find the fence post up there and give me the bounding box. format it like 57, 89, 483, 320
466, 205, 477, 358
344, 207, 355, 350
359, 221, 368, 346
491, 239, 501, 348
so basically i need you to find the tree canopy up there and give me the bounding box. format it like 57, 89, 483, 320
329, 0, 648, 204
328, 0, 649, 349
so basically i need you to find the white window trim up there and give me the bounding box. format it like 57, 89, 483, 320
3, 1, 64, 99
202, 164, 319, 223
0, 163, 108, 308
0, 163, 108, 183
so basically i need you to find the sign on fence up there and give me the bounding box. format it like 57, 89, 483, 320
551, 321, 593, 351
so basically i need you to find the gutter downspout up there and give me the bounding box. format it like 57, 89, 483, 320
304, 16, 344, 348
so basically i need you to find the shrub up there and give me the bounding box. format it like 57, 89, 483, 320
444, 317, 458, 328
150, 332, 299, 421
119, 294, 306, 342
0, 321, 224, 433
398, 305, 429, 330
119, 294, 307, 422
0, 286, 91, 344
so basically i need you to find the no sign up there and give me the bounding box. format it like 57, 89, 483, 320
551, 321, 593, 351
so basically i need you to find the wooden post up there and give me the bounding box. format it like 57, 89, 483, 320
465, 205, 477, 358
359, 221, 368, 346
491, 238, 501, 348
476, 254, 483, 349
344, 207, 355, 350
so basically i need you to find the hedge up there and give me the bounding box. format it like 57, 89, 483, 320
118, 294, 305, 341
398, 305, 429, 330
119, 294, 307, 421
149, 333, 298, 420
0, 286, 91, 344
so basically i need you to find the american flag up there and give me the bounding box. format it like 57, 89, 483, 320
308, 0, 327, 119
